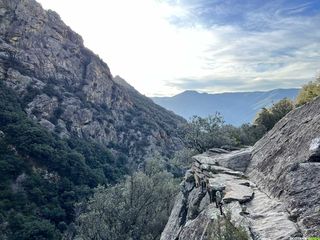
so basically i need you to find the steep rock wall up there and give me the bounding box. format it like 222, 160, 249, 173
0, 0, 185, 163
247, 97, 320, 236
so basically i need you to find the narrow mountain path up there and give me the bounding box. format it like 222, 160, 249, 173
161, 149, 303, 240
245, 186, 300, 239
194, 150, 301, 240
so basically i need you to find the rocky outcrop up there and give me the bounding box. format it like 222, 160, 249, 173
0, 0, 185, 163
161, 149, 302, 240
247, 97, 320, 237
194, 147, 252, 172
162, 98, 320, 239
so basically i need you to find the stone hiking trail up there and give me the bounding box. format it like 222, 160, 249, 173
161, 98, 320, 240
161, 148, 304, 240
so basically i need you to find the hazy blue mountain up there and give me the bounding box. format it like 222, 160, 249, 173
152, 89, 300, 126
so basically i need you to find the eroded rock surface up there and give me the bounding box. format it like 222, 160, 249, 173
0, 0, 185, 163
194, 147, 252, 172
247, 97, 320, 236
161, 149, 302, 240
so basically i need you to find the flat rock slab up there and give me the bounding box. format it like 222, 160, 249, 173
208, 148, 230, 154
161, 149, 303, 240
193, 148, 252, 172
201, 165, 246, 178
246, 186, 300, 240
223, 184, 254, 203
193, 154, 215, 165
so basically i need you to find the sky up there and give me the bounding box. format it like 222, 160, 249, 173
36, 0, 320, 97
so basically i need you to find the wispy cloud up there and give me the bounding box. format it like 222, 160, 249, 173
37, 0, 320, 96
160, 0, 320, 95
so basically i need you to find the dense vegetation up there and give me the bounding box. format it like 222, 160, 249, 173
0, 83, 128, 239
253, 98, 294, 132
116, 79, 185, 162
183, 98, 294, 153
75, 159, 179, 240
296, 75, 320, 106
182, 114, 261, 153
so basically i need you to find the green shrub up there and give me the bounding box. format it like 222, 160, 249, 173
182, 114, 258, 153
75, 159, 179, 240
42, 84, 62, 101
21, 85, 41, 108
296, 76, 320, 106
254, 98, 294, 132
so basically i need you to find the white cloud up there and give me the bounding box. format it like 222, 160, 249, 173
36, 0, 320, 96
37, 0, 213, 96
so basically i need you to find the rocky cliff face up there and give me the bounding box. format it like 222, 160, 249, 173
247, 97, 320, 237
161, 98, 320, 239
0, 0, 185, 163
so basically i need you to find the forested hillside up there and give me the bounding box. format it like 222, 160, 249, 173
0, 0, 186, 238
0, 83, 129, 239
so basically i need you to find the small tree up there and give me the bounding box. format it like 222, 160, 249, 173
75, 160, 179, 240
183, 114, 237, 153
254, 108, 274, 131
237, 123, 266, 146
270, 98, 294, 121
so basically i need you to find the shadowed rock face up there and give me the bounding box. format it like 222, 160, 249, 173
0, 0, 185, 163
247, 97, 320, 237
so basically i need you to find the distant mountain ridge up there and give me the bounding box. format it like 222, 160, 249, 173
152, 89, 299, 125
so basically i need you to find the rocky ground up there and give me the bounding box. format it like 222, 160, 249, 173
161, 97, 320, 240
161, 148, 303, 240
248, 98, 320, 237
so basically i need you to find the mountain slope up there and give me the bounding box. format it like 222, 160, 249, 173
152, 89, 299, 125
0, 82, 129, 239
0, 0, 186, 238
0, 0, 185, 164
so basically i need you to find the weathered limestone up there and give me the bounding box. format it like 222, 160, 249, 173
246, 186, 301, 240
163, 97, 320, 239
223, 183, 254, 204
